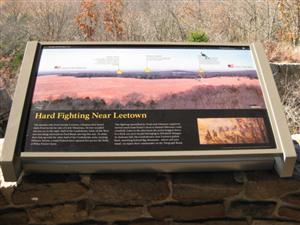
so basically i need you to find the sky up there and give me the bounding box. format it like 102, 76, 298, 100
38, 47, 257, 74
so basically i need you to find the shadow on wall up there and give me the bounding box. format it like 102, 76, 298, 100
293, 137, 300, 179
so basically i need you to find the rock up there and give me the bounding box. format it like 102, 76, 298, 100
116, 220, 248, 225
244, 171, 300, 199
0, 190, 8, 207
0, 208, 28, 225
12, 174, 87, 205
252, 220, 300, 225
29, 203, 88, 224
90, 206, 144, 222
281, 192, 300, 206
172, 172, 243, 202
114, 218, 171, 225
60, 221, 107, 225
148, 203, 225, 220
175, 221, 247, 225
198, 221, 248, 225
227, 200, 276, 217
278, 206, 300, 221
233, 171, 248, 184
90, 173, 169, 205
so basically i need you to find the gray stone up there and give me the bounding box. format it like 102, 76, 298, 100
0, 208, 28, 225
278, 206, 300, 221
252, 220, 300, 225
227, 200, 276, 217
90, 174, 169, 205
12, 174, 87, 205
148, 203, 225, 220
245, 171, 300, 199
172, 172, 243, 202
29, 203, 88, 224
90, 206, 144, 222
0, 190, 8, 207
281, 192, 300, 206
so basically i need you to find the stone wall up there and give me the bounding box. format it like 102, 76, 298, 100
0, 171, 300, 225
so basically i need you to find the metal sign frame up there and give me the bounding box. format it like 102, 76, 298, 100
0, 41, 296, 181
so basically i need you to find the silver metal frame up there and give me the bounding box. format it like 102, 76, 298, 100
0, 41, 296, 181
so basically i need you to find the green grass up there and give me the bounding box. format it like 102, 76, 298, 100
11, 52, 23, 71
0, 61, 5, 70
187, 30, 209, 42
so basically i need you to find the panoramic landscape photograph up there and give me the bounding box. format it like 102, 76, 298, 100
31, 47, 266, 110
197, 117, 269, 144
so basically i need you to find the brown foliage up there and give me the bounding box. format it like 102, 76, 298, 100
264, 41, 300, 62
76, 0, 99, 40
103, 0, 124, 40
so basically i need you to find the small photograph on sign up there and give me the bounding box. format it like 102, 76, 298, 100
197, 117, 269, 144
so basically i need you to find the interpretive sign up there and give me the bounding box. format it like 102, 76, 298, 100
0, 42, 296, 181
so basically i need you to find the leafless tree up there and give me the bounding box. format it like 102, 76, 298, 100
25, 1, 79, 41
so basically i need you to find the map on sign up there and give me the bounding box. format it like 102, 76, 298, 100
23, 46, 275, 152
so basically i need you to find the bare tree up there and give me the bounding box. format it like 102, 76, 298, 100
0, 1, 29, 55
278, 0, 300, 45
26, 1, 79, 41
280, 72, 300, 133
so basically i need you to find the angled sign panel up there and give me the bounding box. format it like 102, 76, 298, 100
0, 42, 296, 181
